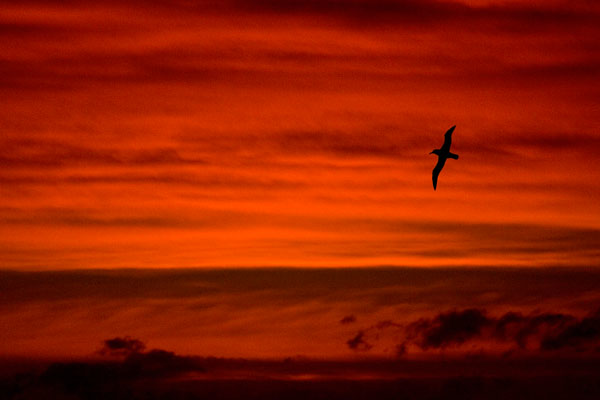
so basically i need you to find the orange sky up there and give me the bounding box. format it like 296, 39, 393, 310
1, 0, 600, 362
1, 0, 599, 269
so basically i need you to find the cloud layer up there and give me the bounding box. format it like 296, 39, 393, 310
2, 268, 600, 359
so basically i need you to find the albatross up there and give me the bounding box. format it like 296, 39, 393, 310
430, 125, 459, 190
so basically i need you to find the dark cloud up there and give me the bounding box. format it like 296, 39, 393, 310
346, 331, 372, 351
340, 315, 356, 324
100, 336, 146, 357
406, 309, 490, 349
349, 308, 600, 355
123, 348, 200, 378
494, 311, 575, 349
540, 309, 600, 351
100, 338, 202, 378
4, 338, 205, 399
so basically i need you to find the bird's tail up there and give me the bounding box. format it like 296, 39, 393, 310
448, 152, 459, 160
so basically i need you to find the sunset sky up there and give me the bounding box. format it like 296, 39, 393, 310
1, 0, 600, 385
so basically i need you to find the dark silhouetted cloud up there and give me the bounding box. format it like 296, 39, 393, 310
493, 311, 575, 349
406, 309, 490, 350
540, 309, 600, 351
346, 331, 372, 351
123, 348, 200, 378
349, 308, 600, 355
100, 336, 146, 357
7, 337, 205, 399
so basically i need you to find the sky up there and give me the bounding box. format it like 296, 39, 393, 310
1, 0, 599, 269
2, 267, 600, 359
1, 0, 600, 392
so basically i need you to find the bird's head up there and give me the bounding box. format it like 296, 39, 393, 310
430, 149, 440, 155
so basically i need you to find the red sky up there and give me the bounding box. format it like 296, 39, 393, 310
2, 0, 599, 269
1, 0, 600, 364
2, 268, 600, 359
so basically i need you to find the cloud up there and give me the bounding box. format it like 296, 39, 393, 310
346, 330, 372, 351
540, 309, 600, 351
19, 337, 204, 399
493, 311, 575, 348
123, 348, 200, 378
340, 315, 356, 324
3, 267, 600, 312
406, 309, 490, 350
3, 268, 600, 360
99, 336, 146, 357
100, 338, 202, 377
348, 308, 600, 355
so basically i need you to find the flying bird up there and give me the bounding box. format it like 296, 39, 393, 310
430, 125, 459, 190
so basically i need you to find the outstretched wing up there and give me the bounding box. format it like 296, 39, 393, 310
432, 157, 446, 190
441, 125, 455, 152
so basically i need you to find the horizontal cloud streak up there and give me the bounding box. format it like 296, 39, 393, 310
2, 268, 600, 359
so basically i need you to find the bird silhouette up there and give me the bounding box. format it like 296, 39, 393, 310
430, 125, 459, 190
